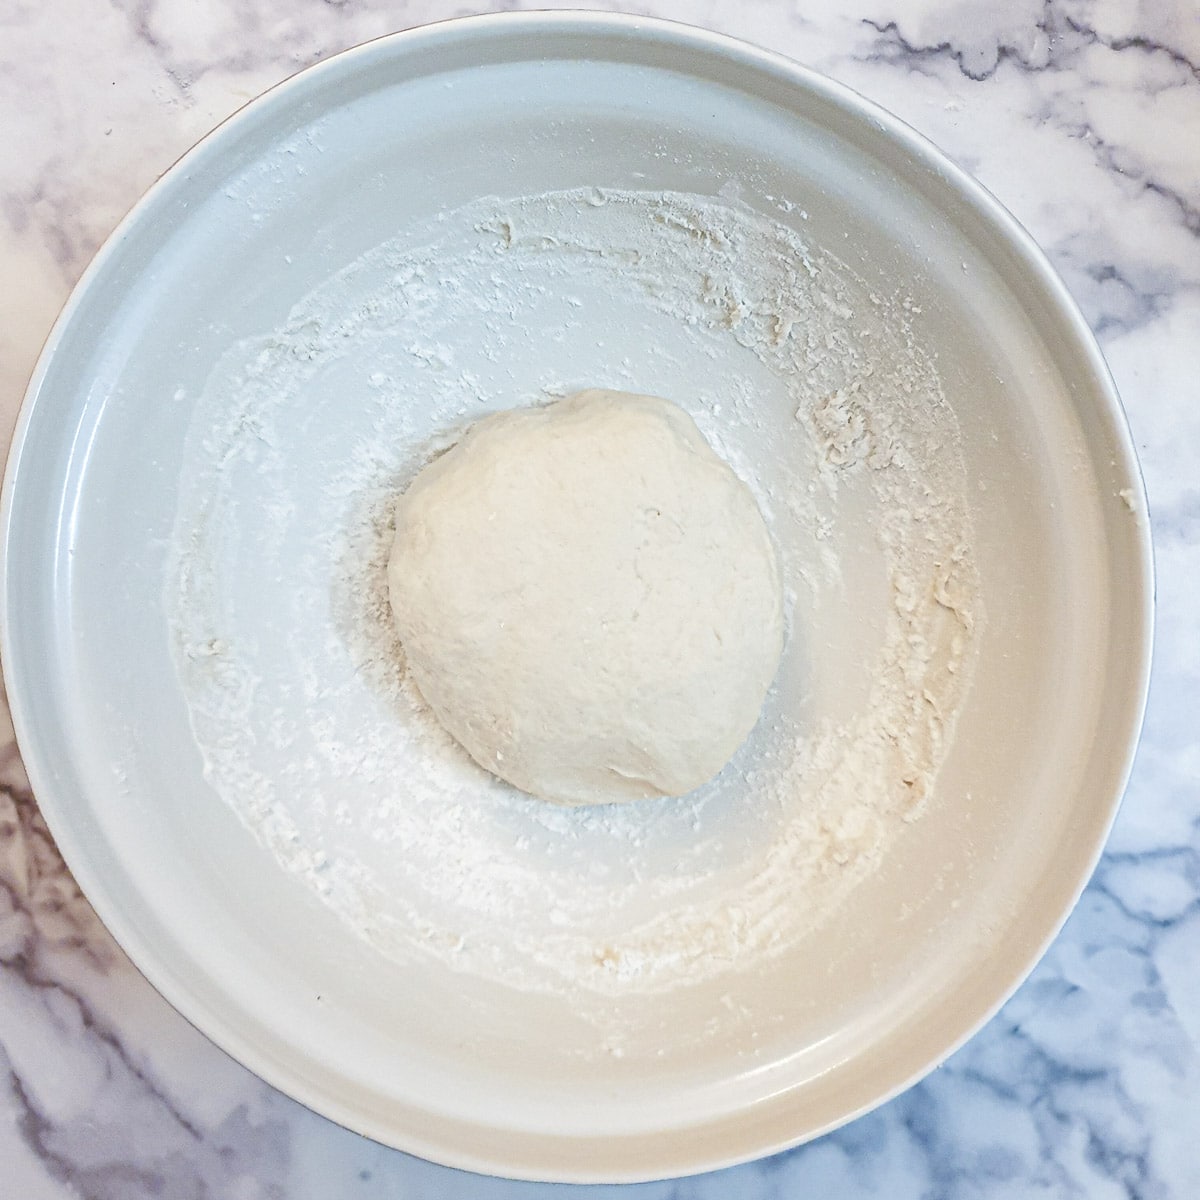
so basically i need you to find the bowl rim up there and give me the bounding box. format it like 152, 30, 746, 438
0, 9, 1155, 1184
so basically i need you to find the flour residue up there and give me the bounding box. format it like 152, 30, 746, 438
167, 188, 981, 1006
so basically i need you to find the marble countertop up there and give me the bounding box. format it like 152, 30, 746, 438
2, 1, 1198, 1196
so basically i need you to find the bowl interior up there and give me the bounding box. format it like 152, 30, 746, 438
1, 15, 1151, 1183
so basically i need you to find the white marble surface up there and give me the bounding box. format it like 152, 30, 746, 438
2, 0, 1198, 1195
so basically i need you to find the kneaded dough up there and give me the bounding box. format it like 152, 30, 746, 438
387, 389, 785, 806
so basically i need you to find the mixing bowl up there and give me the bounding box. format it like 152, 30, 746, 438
0, 12, 1152, 1182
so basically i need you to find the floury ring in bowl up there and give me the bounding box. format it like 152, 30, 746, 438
0, 12, 1152, 1183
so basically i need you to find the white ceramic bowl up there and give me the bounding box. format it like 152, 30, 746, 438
0, 13, 1152, 1183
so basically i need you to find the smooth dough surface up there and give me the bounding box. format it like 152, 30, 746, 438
387, 389, 785, 806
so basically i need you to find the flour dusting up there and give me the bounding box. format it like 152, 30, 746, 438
167, 188, 981, 1006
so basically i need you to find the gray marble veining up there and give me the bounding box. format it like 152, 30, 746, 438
2, 1, 1198, 1196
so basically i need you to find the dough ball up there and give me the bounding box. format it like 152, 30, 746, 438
387, 389, 784, 806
